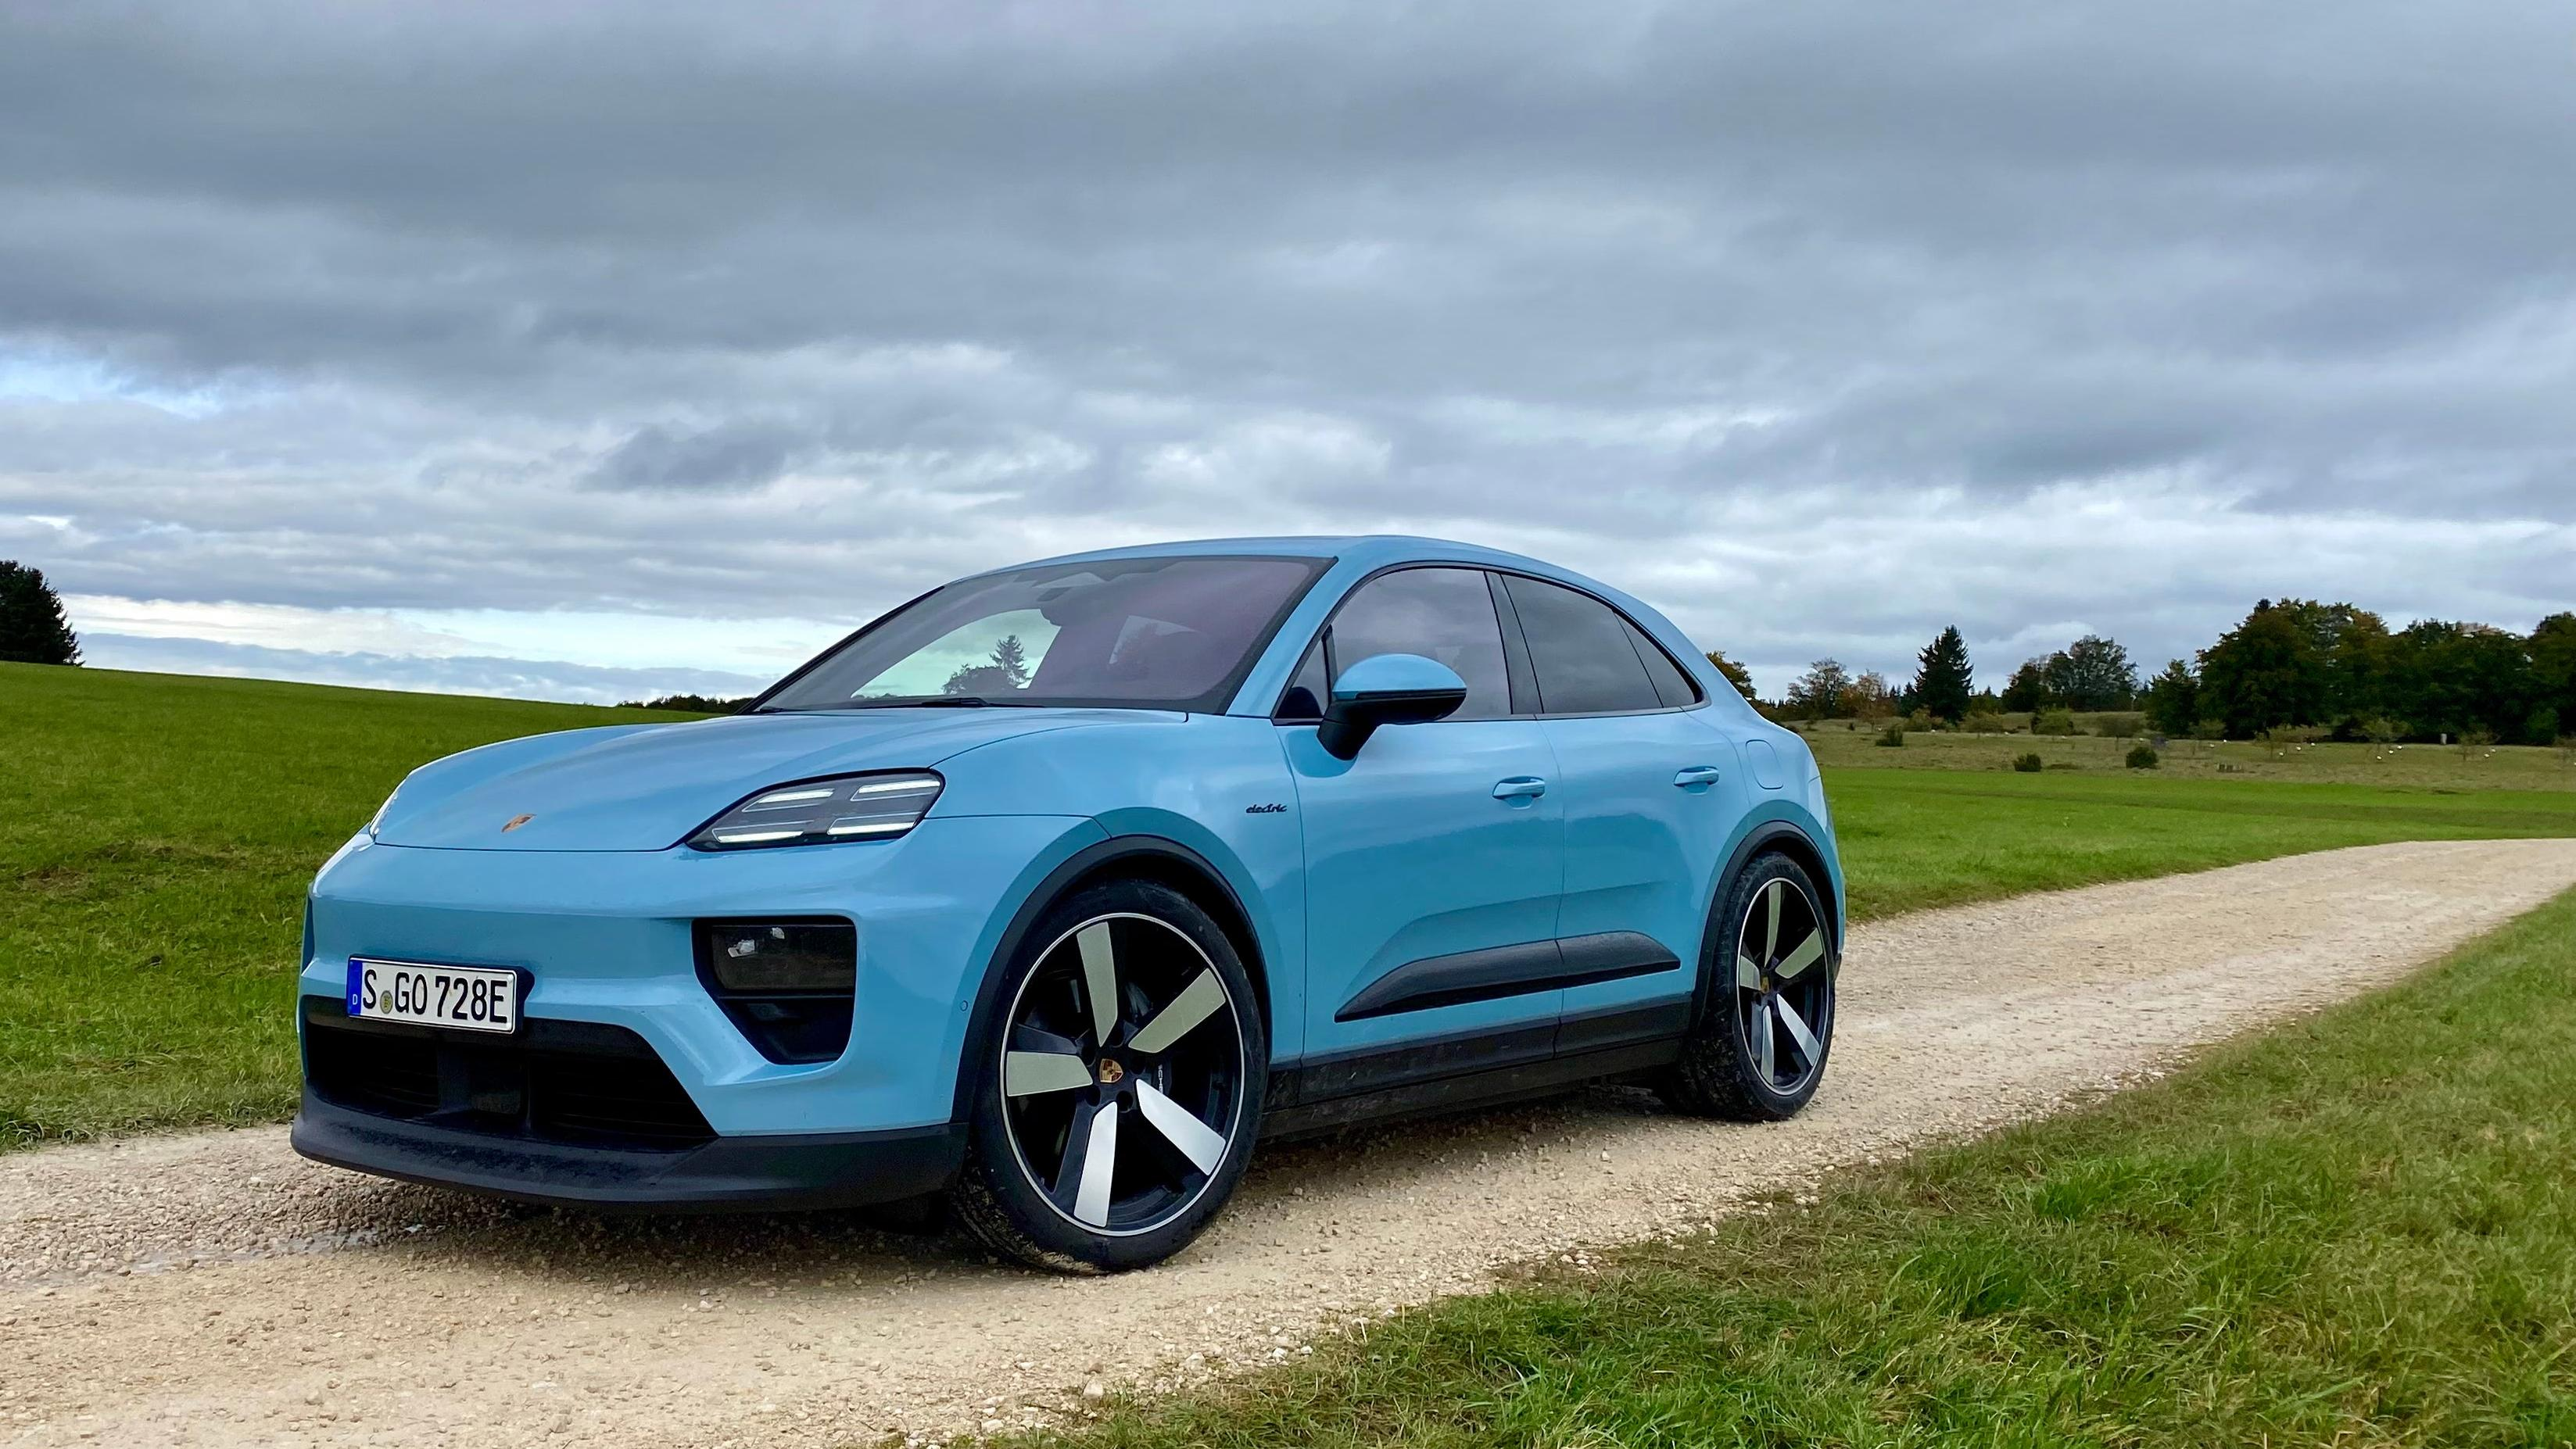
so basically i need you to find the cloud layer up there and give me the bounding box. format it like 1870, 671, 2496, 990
3, 1, 2570, 699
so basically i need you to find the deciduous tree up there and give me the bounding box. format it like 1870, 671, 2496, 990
1785, 659, 1852, 719
1704, 649, 1757, 700
2040, 635, 2137, 711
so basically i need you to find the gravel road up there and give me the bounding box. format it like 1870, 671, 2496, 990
9, 838, 2575, 1447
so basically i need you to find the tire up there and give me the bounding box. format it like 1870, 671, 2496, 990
951, 878, 1266, 1272
1661, 852, 1836, 1122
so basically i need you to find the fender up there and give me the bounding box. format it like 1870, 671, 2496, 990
946, 833, 1271, 1123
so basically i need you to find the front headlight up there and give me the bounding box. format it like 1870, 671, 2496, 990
685, 771, 944, 850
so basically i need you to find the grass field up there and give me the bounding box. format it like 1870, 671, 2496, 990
1048, 889, 2576, 1448
2, 660, 2571, 1148
0, 662, 697, 1148
1800, 714, 2576, 791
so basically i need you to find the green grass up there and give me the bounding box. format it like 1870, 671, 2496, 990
1802, 714, 2576, 791
1, 660, 2569, 1149
0, 661, 697, 1148
1823, 770, 2575, 918
1043, 889, 2576, 1448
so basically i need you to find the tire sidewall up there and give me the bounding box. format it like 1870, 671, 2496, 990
957, 878, 1266, 1272
1694, 852, 1836, 1116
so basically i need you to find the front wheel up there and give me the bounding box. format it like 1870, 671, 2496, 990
1661, 853, 1836, 1121
951, 879, 1265, 1272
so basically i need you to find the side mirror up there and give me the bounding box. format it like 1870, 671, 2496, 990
1317, 653, 1468, 760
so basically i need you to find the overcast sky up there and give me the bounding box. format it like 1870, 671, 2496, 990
3, 2, 2570, 704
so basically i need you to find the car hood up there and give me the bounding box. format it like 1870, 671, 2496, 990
373, 707, 1160, 852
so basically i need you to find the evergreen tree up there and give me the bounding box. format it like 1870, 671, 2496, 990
0, 560, 82, 667
1908, 626, 1975, 721
942, 633, 1034, 696
989, 633, 1032, 688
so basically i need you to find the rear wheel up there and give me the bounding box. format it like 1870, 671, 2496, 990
1662, 853, 1836, 1121
951, 879, 1264, 1272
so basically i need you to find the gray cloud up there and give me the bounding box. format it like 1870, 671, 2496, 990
586, 421, 805, 493
1, 0, 2570, 699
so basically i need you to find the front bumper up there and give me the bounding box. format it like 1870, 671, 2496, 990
302, 814, 1101, 1141
292, 1090, 966, 1212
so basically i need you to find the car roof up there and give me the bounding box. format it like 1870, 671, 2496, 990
1001, 534, 1564, 576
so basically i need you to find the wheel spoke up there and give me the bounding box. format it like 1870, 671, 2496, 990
1774, 928, 1825, 981
1004, 1050, 1094, 1097
1077, 921, 1120, 1044
1775, 994, 1822, 1066
1753, 998, 1775, 1080
1736, 953, 1763, 992
1761, 880, 1782, 964
1134, 1080, 1227, 1174
1127, 968, 1227, 1055
1068, 1099, 1120, 1225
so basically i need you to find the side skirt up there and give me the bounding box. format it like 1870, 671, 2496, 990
1263, 1002, 1688, 1142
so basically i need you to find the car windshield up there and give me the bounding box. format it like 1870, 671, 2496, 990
758, 554, 1330, 713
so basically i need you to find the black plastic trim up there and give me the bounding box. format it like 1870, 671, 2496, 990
1335, 931, 1681, 1021
292, 1091, 966, 1213
1265, 1039, 1681, 1141
1685, 821, 1843, 1033
1269, 559, 1718, 724
691, 916, 858, 1064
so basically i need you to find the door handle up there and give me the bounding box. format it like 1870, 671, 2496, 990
1492, 775, 1549, 801
1672, 765, 1724, 789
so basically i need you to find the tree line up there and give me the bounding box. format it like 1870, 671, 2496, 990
8, 556, 2567, 745
1741, 600, 2576, 746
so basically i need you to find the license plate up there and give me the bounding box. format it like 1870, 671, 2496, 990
346, 957, 521, 1035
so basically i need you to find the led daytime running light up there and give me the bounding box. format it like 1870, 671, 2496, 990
689, 771, 944, 850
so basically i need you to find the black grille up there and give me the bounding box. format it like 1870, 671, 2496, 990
302, 996, 714, 1150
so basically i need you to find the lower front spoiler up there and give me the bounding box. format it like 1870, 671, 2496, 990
291, 1090, 967, 1214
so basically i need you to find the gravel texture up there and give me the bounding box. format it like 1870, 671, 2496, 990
8, 838, 2575, 1447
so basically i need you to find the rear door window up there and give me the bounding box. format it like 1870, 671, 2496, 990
1501, 575, 1668, 716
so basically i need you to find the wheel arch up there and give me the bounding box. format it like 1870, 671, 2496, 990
1685, 819, 1840, 1032
948, 835, 1272, 1123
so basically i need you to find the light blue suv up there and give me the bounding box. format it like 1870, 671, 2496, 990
293, 536, 1843, 1271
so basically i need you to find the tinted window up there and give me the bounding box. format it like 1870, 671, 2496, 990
761, 556, 1326, 713
1503, 575, 1664, 714
1625, 620, 1704, 707
1275, 637, 1329, 721
1328, 567, 1510, 720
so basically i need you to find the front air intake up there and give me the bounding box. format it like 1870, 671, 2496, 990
693, 918, 858, 1064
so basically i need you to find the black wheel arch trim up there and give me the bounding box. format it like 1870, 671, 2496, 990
949, 833, 1269, 1123
1688, 821, 1842, 1032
